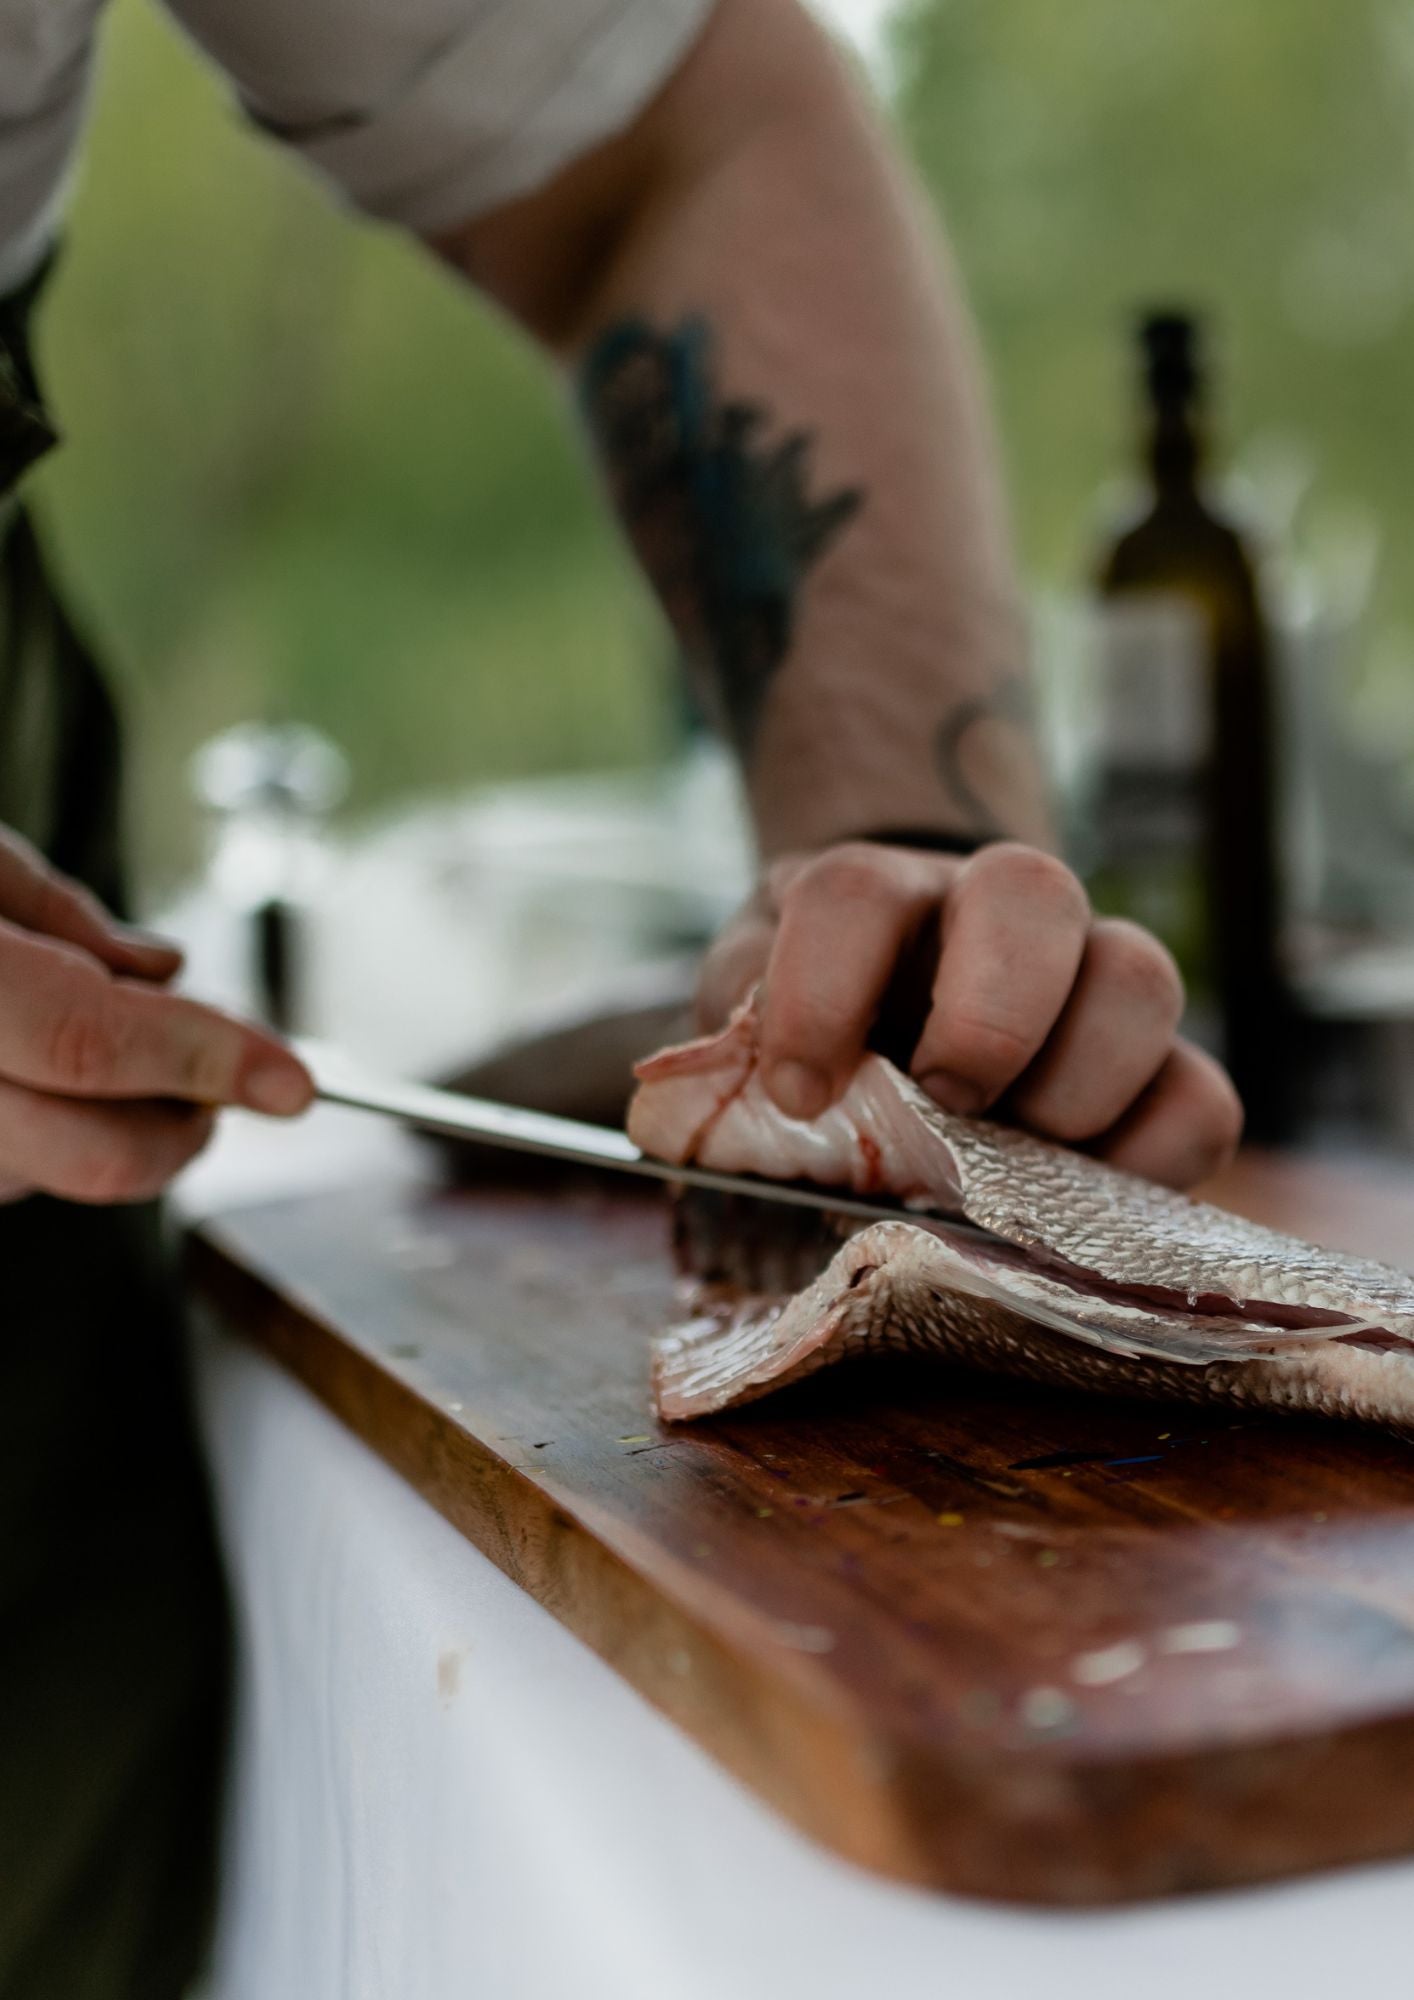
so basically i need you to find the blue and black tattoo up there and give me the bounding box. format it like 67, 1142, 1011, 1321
581, 316, 863, 759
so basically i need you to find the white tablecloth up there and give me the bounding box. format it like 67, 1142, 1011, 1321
193, 1322, 1414, 2000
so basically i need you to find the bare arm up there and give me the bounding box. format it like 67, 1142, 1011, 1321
440, 0, 1045, 857
434, 0, 1242, 1187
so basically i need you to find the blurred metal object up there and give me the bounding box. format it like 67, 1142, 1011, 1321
302, 1037, 992, 1238
190, 722, 349, 1032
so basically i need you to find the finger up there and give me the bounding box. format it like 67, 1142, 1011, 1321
1008, 919, 1184, 1141
696, 913, 774, 1032
0, 920, 312, 1113
0, 828, 183, 981
1094, 1041, 1245, 1190
0, 1078, 216, 1204
910, 844, 1090, 1115
757, 845, 938, 1117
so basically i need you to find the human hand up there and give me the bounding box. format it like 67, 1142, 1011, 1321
0, 829, 312, 1205
697, 841, 1243, 1190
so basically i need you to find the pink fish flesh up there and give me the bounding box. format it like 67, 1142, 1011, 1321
627, 1003, 1414, 1424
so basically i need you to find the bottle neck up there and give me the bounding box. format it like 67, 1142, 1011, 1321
1146, 399, 1204, 499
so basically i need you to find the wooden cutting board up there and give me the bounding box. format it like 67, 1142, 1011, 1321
190, 1149, 1414, 1905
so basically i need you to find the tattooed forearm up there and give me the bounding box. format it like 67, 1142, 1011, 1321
933, 673, 1036, 838
580, 317, 862, 759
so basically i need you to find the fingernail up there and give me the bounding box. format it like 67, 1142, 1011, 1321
918, 1070, 988, 1118
120, 926, 183, 963
241, 1059, 311, 1117
767, 1060, 830, 1121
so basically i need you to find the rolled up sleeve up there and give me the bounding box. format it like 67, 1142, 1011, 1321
162, 0, 716, 234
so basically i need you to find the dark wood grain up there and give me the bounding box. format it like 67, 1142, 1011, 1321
189, 1148, 1414, 1904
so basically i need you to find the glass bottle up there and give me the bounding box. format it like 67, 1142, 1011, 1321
1090, 312, 1288, 1139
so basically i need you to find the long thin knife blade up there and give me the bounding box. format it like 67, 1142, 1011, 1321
301, 1040, 984, 1238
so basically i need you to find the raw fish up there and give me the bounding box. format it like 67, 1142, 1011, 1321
628, 1003, 1414, 1424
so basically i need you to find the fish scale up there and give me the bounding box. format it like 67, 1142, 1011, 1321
939, 1112, 1414, 1327
652, 1221, 1414, 1427
629, 1003, 1414, 1426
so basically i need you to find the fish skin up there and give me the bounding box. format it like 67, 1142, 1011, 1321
653, 1224, 1414, 1429
630, 1003, 1414, 1426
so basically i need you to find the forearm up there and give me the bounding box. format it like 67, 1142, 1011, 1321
441, 0, 1050, 857
433, 2, 1243, 1182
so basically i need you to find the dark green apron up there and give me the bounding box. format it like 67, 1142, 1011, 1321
0, 268, 227, 2000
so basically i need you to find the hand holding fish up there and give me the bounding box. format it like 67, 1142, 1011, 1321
697, 839, 1243, 1192
450, 3, 1239, 1196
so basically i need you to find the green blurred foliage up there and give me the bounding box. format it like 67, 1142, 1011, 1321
32, 0, 668, 887
27, 0, 1414, 888
892, 0, 1414, 593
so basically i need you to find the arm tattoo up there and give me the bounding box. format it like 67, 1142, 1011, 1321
580, 316, 863, 759
933, 673, 1034, 838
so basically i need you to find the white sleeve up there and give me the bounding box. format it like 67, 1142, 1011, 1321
160, 0, 717, 235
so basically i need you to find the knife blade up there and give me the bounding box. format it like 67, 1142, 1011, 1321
300, 1039, 985, 1239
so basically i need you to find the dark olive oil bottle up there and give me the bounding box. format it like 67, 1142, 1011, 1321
1091, 313, 1289, 1140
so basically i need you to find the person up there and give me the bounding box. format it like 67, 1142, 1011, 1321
0, 0, 1245, 1990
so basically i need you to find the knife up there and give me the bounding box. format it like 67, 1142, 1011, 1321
301, 1039, 981, 1237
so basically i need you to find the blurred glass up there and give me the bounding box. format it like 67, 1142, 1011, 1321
190, 722, 349, 1029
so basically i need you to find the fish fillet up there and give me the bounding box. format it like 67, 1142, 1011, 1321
627, 1003, 1414, 1425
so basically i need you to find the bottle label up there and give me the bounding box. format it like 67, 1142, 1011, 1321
1096, 593, 1209, 772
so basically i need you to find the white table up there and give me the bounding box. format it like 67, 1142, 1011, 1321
193, 1322, 1413, 2000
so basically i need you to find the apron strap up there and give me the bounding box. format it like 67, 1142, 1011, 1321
0, 251, 122, 903
0, 258, 60, 494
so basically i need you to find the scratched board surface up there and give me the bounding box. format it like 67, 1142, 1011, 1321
191, 1153, 1414, 1903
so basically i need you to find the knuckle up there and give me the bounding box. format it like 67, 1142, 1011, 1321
171, 1028, 238, 1104
791, 843, 895, 907
1090, 920, 1185, 1023
971, 841, 1087, 914
43, 989, 119, 1092
127, 989, 241, 1103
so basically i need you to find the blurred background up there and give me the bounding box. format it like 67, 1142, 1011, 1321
27, 0, 1414, 1134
